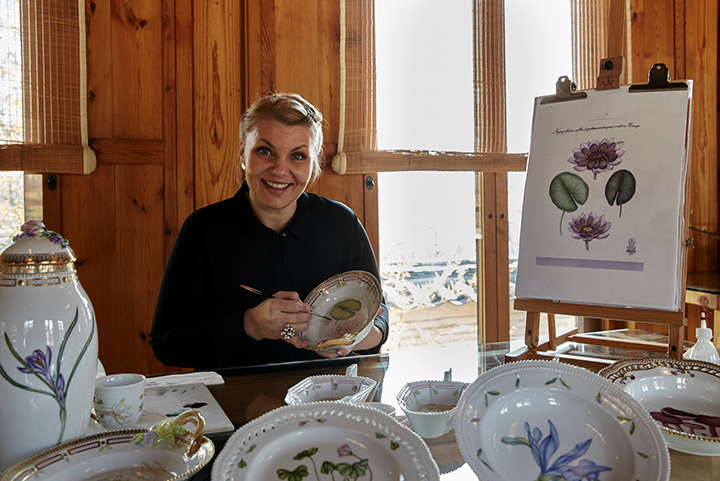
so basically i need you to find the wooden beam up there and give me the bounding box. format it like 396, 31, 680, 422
332, 150, 526, 175
514, 297, 687, 326
91, 139, 165, 164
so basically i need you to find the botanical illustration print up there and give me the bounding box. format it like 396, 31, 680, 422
502, 420, 612, 481
650, 407, 720, 438
549, 138, 636, 250
0, 307, 94, 444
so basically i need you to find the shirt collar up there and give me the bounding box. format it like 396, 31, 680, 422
232, 182, 310, 239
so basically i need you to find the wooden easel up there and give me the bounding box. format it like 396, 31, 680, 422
507, 59, 691, 371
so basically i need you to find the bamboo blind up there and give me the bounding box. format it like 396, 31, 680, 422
332, 0, 526, 175
0, 0, 95, 174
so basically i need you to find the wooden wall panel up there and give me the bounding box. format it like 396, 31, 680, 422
174, 0, 195, 244
628, 0, 676, 83
113, 164, 166, 374
625, 0, 718, 340
85, 0, 113, 138
110, 0, 163, 139
193, 0, 244, 209
57, 165, 117, 372
684, 0, 718, 273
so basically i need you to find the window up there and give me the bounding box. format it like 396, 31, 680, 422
0, 0, 95, 174
1, 1, 41, 246
375, 0, 478, 351
340, 0, 613, 347
505, 0, 576, 342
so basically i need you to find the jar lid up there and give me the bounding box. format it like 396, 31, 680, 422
0, 222, 76, 279
0, 236, 77, 266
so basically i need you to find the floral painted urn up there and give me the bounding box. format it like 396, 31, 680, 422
0, 221, 98, 472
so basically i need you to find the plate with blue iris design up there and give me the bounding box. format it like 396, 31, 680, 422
454, 360, 669, 481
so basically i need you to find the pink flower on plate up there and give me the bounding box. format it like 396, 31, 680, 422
337, 444, 353, 457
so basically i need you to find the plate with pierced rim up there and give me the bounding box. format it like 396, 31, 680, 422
211, 402, 440, 480
454, 360, 669, 481
0, 411, 214, 481
300, 270, 382, 351
599, 357, 720, 456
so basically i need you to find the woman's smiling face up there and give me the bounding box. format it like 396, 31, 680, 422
241, 119, 314, 230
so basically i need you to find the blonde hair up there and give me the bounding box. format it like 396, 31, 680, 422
237, 93, 324, 186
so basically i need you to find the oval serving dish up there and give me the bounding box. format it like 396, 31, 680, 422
599, 356, 720, 456
0, 411, 214, 481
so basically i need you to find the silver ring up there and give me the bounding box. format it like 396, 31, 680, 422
281, 324, 295, 340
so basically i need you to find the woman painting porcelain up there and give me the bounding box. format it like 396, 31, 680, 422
150, 93, 389, 368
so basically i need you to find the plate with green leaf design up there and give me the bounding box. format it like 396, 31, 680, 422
454, 360, 669, 481
300, 271, 382, 351
211, 402, 440, 480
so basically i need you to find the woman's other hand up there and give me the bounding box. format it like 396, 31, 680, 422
243, 290, 311, 349
314, 324, 384, 359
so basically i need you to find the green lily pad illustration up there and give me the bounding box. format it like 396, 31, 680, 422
549, 172, 589, 236
330, 299, 362, 320
605, 169, 636, 217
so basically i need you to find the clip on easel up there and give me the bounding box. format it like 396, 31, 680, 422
507, 59, 690, 371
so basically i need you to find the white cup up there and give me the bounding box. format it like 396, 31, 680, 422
93, 373, 146, 430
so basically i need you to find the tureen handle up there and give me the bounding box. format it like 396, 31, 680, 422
345, 363, 358, 377
133, 409, 207, 457
172, 410, 206, 457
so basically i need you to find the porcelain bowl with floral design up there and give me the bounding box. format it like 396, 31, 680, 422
599, 357, 720, 456
397, 380, 469, 439
300, 270, 383, 351
284, 374, 377, 405
455, 360, 669, 481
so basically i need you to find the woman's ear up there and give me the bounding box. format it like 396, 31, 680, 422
239, 143, 247, 170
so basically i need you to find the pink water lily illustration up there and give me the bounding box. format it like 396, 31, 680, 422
568, 139, 624, 180
568, 212, 611, 251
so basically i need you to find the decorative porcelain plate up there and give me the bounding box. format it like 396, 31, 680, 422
454, 360, 669, 481
0, 427, 214, 481
211, 402, 440, 480
301, 270, 382, 351
599, 357, 720, 456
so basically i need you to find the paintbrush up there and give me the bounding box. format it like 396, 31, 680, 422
240, 284, 334, 321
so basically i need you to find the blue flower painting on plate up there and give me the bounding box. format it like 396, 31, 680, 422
501, 420, 612, 481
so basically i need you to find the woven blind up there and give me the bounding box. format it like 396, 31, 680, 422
332, 0, 526, 175
0, 0, 95, 174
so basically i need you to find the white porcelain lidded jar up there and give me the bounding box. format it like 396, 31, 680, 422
0, 221, 98, 472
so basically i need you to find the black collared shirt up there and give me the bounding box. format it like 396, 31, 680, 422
150, 183, 389, 368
